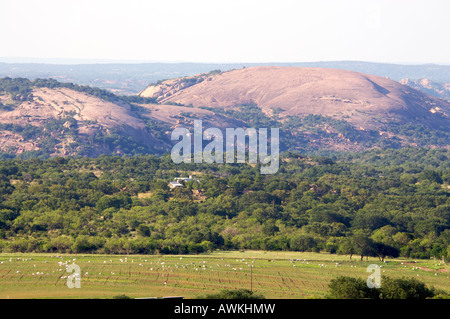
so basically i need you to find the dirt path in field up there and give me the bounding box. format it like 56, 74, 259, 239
405, 262, 449, 273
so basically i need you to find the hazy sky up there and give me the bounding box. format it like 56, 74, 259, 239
1, 0, 449, 64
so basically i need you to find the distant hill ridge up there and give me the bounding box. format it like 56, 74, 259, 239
1, 60, 450, 98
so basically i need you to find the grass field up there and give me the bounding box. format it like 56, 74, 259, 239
0, 251, 449, 299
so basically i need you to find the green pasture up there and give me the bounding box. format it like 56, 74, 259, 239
0, 251, 448, 299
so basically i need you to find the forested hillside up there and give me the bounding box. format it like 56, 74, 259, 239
0, 148, 448, 260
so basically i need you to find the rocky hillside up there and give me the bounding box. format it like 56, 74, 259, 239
0, 78, 171, 157
139, 66, 450, 152
0, 77, 247, 157
140, 67, 449, 129
399, 78, 450, 102
1, 65, 449, 158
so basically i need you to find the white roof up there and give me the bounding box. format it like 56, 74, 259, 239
169, 181, 183, 187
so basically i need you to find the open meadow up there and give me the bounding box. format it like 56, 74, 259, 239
0, 251, 449, 299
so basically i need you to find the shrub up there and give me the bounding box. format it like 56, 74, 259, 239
327, 275, 441, 299
326, 276, 377, 299
112, 294, 133, 299
379, 276, 435, 299
200, 289, 265, 299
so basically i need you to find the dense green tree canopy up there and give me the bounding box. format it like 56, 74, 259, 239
0, 148, 447, 258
